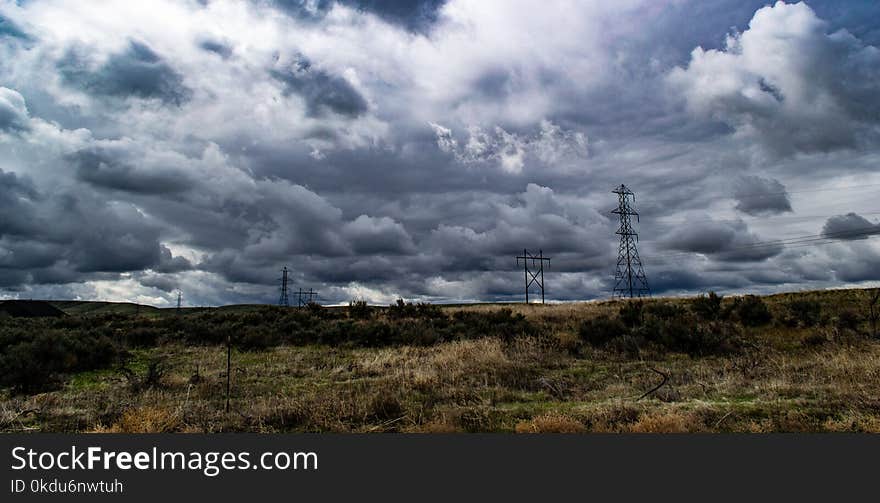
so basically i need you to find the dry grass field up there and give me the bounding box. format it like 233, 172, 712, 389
2, 288, 880, 433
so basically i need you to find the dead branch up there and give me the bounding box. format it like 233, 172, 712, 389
714, 411, 734, 429
637, 367, 669, 401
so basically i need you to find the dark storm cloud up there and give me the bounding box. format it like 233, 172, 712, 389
0, 169, 182, 285
0, 170, 39, 238
829, 248, 880, 283
647, 269, 718, 294
197, 38, 233, 59
270, 57, 368, 117
0, 15, 31, 41
343, 0, 445, 31
810, 0, 880, 46
660, 219, 782, 262
154, 245, 193, 273
4, 1, 880, 306
138, 273, 178, 292
58, 41, 192, 106
733, 176, 793, 216
822, 213, 880, 240
342, 215, 416, 255
71, 148, 196, 195
269, 0, 445, 32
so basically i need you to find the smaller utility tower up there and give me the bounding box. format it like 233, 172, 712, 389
516, 249, 551, 304
612, 184, 650, 298
279, 267, 290, 307
297, 288, 318, 307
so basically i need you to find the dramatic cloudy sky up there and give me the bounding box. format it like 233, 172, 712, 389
1, 0, 880, 306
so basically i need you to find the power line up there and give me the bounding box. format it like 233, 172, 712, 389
649, 233, 880, 262
731, 182, 880, 200
646, 226, 880, 260
655, 210, 880, 227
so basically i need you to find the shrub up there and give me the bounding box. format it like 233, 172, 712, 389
579, 316, 628, 347
659, 320, 741, 355
618, 301, 644, 328
837, 310, 861, 332
632, 310, 741, 355
120, 356, 168, 392
236, 326, 281, 351
692, 291, 723, 320
125, 326, 163, 347
0, 329, 120, 392
604, 334, 645, 356
645, 302, 685, 321
108, 406, 181, 433
450, 309, 533, 342
387, 299, 416, 319
415, 302, 445, 320
729, 295, 772, 327
785, 299, 822, 327
348, 299, 372, 320
801, 331, 827, 347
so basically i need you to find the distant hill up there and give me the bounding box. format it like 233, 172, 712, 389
0, 300, 67, 318
48, 301, 162, 317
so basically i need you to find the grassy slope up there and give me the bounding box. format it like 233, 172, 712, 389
50, 301, 162, 317
3, 288, 879, 433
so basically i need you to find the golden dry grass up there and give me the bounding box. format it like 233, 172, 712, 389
3, 289, 880, 433
515, 412, 586, 433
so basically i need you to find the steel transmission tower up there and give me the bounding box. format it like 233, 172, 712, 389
297, 288, 318, 307
279, 267, 290, 307
612, 184, 650, 298
516, 249, 551, 303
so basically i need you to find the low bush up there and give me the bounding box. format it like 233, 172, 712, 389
0, 327, 120, 392
450, 309, 534, 342
784, 299, 823, 327
645, 302, 685, 321
837, 310, 862, 332
388, 299, 445, 321
348, 300, 372, 320
579, 316, 628, 347
728, 295, 772, 327
691, 291, 723, 320
124, 326, 164, 347
618, 301, 644, 328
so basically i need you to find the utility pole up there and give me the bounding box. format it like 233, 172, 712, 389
176, 290, 182, 314
279, 267, 290, 307
612, 184, 650, 298
297, 288, 318, 307
516, 249, 551, 304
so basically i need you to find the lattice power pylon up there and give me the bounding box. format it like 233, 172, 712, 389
278, 267, 290, 307
612, 184, 650, 298
516, 249, 551, 304
297, 288, 318, 307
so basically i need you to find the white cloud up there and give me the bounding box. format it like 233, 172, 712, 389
430, 120, 587, 174
668, 1, 880, 156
